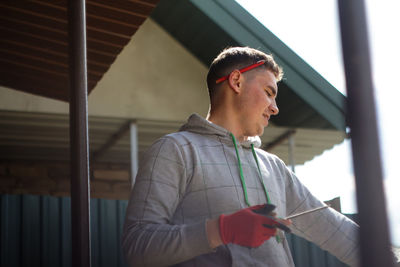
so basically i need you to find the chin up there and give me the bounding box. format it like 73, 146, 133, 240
255, 127, 265, 137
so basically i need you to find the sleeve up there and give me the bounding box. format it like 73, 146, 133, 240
121, 137, 214, 267
283, 165, 360, 267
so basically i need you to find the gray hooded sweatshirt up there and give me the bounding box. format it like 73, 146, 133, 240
122, 114, 360, 266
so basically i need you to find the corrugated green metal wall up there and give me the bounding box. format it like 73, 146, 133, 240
0, 194, 350, 267
1, 194, 128, 267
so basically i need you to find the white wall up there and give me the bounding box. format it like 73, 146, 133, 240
0, 87, 68, 114
0, 18, 210, 121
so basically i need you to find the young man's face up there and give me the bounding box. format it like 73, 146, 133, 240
237, 69, 279, 137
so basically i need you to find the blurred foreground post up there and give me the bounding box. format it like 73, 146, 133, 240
338, 0, 394, 266
68, 0, 91, 266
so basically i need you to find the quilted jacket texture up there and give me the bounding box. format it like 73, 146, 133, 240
122, 114, 359, 267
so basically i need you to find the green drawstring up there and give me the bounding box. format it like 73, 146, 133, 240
230, 133, 281, 243
251, 144, 271, 204
230, 133, 270, 206
251, 143, 281, 243
230, 133, 251, 207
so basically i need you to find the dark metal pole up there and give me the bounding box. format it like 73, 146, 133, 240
338, 1, 394, 266
68, 0, 91, 266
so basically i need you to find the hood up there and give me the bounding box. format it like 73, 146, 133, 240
179, 114, 262, 148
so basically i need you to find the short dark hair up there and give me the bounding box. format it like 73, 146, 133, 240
206, 47, 283, 100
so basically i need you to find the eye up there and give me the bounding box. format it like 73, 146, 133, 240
264, 88, 272, 96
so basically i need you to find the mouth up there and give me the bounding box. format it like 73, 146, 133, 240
263, 113, 270, 121
262, 114, 270, 125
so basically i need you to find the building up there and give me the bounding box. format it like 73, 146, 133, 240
0, 0, 349, 266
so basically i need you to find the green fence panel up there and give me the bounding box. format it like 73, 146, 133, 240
0, 194, 353, 267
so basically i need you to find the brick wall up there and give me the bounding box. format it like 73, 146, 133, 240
0, 161, 131, 199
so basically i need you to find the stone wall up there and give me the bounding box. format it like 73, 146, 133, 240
0, 161, 131, 200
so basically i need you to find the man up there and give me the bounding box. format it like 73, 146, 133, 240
122, 47, 360, 266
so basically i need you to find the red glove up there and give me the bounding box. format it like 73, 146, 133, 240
219, 204, 279, 247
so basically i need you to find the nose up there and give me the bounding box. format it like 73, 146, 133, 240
269, 99, 279, 115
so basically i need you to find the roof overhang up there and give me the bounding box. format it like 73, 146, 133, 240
0, 0, 159, 101
0, 110, 345, 165
0, 0, 348, 166
151, 0, 347, 131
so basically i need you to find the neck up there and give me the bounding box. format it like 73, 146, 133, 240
207, 106, 247, 142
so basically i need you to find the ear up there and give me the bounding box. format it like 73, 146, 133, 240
227, 70, 243, 94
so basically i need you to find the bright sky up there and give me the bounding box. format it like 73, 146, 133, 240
236, 0, 400, 246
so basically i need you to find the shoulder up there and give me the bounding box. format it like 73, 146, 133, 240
254, 147, 292, 176
163, 130, 221, 148
143, 131, 215, 159
254, 147, 286, 167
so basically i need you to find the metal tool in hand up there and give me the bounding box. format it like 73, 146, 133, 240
285, 205, 330, 220
252, 204, 291, 233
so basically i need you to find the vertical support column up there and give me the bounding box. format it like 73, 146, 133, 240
288, 133, 295, 173
68, 0, 91, 266
130, 122, 138, 187
338, 0, 394, 266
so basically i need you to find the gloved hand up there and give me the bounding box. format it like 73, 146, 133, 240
219, 204, 287, 247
